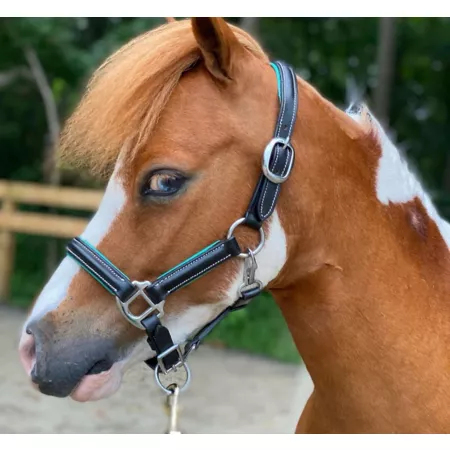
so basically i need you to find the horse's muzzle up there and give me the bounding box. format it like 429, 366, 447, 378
20, 319, 118, 398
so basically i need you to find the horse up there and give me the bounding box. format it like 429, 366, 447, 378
18, 17, 450, 433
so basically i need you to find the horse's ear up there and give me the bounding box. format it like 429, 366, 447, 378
191, 17, 241, 82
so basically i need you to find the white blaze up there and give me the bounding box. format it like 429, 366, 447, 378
25, 167, 126, 326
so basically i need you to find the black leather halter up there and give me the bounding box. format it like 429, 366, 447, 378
66, 61, 298, 386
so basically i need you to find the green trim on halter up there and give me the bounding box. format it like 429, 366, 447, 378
270, 62, 282, 102
66, 236, 221, 293
67, 237, 130, 295
77, 237, 130, 281
156, 240, 220, 280
68, 253, 117, 296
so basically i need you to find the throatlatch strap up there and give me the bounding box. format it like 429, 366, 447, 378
144, 294, 253, 371
244, 61, 298, 230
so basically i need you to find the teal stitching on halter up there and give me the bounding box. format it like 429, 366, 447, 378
79, 238, 130, 281
270, 62, 282, 102
66, 250, 117, 296
156, 240, 220, 280
66, 237, 221, 290
73, 237, 130, 280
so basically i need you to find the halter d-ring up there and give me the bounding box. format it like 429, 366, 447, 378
155, 362, 191, 395
115, 280, 164, 330
227, 217, 265, 259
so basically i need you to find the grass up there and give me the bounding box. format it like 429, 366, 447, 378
9, 235, 301, 364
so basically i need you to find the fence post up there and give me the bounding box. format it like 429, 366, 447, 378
0, 198, 15, 303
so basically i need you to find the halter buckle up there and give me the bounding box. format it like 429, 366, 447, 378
262, 137, 295, 184
157, 343, 184, 375
116, 280, 164, 330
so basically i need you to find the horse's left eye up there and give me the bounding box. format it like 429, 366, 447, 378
141, 170, 188, 197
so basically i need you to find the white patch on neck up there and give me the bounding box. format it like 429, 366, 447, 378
225, 210, 288, 304
347, 106, 450, 248
26, 164, 127, 325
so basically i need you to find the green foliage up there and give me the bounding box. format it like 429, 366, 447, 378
206, 292, 300, 363
10, 235, 66, 307
2, 18, 450, 363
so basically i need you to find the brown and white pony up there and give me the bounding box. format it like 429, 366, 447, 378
18, 17, 450, 433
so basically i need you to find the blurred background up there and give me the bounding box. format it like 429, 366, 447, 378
0, 17, 449, 432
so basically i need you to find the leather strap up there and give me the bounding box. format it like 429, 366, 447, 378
144, 237, 241, 304
244, 61, 298, 230
143, 315, 180, 371
145, 290, 259, 371
67, 237, 136, 300
67, 236, 241, 305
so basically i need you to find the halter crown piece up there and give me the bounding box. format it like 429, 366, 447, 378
66, 61, 298, 392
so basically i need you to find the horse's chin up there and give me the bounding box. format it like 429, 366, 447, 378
69, 363, 124, 402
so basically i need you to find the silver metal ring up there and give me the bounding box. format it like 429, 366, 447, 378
227, 218, 265, 259
155, 362, 191, 395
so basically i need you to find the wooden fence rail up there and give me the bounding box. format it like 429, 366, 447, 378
0, 180, 103, 302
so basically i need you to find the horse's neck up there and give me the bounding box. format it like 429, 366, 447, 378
274, 257, 450, 431
271, 88, 450, 432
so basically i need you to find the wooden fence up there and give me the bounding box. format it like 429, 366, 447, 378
0, 180, 103, 302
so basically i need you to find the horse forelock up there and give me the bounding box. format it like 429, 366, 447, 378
58, 19, 268, 179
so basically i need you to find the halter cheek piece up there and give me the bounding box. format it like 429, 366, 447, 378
66, 61, 298, 389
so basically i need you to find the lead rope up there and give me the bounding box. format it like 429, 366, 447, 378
155, 363, 191, 434
164, 384, 182, 434
156, 357, 190, 433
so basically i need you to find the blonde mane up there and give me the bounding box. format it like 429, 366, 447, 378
58, 19, 268, 177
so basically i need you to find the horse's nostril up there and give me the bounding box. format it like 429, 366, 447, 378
19, 329, 37, 376
86, 359, 114, 375
26, 326, 32, 335
30, 364, 38, 381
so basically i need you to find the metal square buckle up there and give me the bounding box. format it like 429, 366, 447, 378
157, 344, 184, 375
115, 281, 164, 330
262, 137, 295, 184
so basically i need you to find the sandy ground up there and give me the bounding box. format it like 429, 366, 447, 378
0, 305, 314, 434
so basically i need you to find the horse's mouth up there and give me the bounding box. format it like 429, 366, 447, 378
26, 362, 123, 402
86, 359, 115, 375
69, 363, 124, 402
